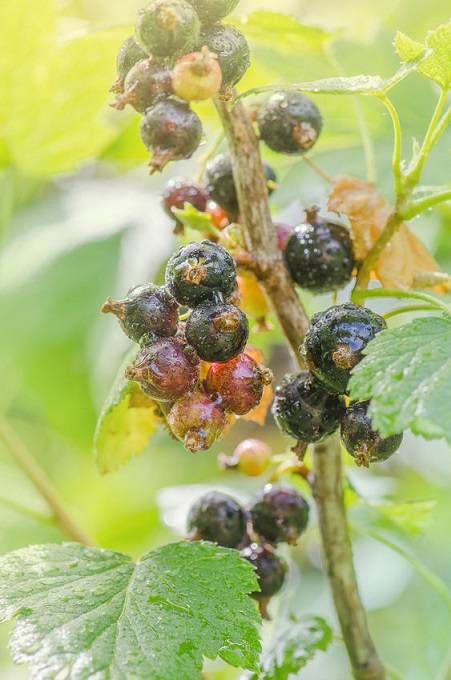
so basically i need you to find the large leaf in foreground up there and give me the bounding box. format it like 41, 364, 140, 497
0, 541, 261, 679
349, 315, 451, 443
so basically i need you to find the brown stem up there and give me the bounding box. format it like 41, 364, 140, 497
215, 94, 385, 680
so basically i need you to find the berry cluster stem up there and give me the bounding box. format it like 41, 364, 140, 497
215, 94, 385, 680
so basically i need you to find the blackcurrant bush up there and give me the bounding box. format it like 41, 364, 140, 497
140, 99, 202, 173
187, 491, 247, 547
200, 23, 250, 90
172, 47, 222, 101
284, 209, 355, 293
206, 153, 276, 217
240, 543, 287, 600
186, 302, 249, 363
187, 0, 240, 24
125, 337, 200, 401
165, 240, 237, 307
101, 283, 179, 342
204, 352, 273, 415
161, 177, 209, 231
272, 371, 346, 441
341, 401, 403, 467
112, 58, 173, 113
302, 303, 387, 394
135, 0, 201, 60
257, 92, 323, 154
111, 36, 147, 93
167, 390, 227, 451
249, 483, 309, 545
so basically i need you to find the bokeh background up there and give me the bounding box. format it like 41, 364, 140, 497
0, 0, 450, 678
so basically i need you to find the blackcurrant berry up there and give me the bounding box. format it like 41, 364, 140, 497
185, 302, 249, 363
140, 99, 202, 173
204, 352, 273, 415
272, 371, 346, 441
200, 23, 250, 90
284, 209, 355, 293
167, 390, 227, 451
112, 58, 173, 113
302, 303, 387, 395
249, 484, 309, 545
257, 92, 323, 154
111, 36, 147, 93
206, 153, 276, 217
172, 47, 222, 101
101, 283, 179, 342
125, 337, 200, 401
161, 177, 209, 231
341, 401, 403, 468
187, 491, 247, 547
187, 0, 240, 24
135, 0, 201, 60
165, 240, 237, 307
240, 543, 287, 599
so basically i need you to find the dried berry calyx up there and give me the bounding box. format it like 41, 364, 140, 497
272, 371, 346, 442
186, 302, 249, 363
284, 208, 356, 293
167, 390, 227, 451
165, 239, 238, 306
257, 92, 323, 154
302, 303, 387, 395
101, 283, 179, 342
200, 23, 250, 91
341, 400, 403, 467
111, 35, 148, 94
240, 543, 287, 617
135, 0, 201, 59
140, 99, 202, 173
172, 46, 222, 101
249, 483, 309, 545
112, 58, 173, 113
187, 0, 240, 24
187, 491, 247, 547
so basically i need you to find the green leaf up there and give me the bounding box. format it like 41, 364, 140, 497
394, 22, 451, 89
349, 315, 451, 443
0, 541, 261, 679
235, 11, 337, 52
371, 499, 437, 538
173, 203, 217, 234
94, 349, 162, 474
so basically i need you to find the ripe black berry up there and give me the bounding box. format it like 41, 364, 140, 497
257, 92, 323, 154
240, 543, 287, 600
272, 371, 346, 442
302, 303, 387, 394
185, 302, 249, 363
135, 0, 201, 60
187, 0, 239, 24
167, 390, 227, 451
161, 177, 209, 232
341, 401, 403, 468
112, 58, 173, 113
165, 240, 237, 307
125, 337, 200, 401
284, 209, 355, 293
111, 36, 147, 93
249, 484, 309, 545
200, 23, 250, 90
172, 47, 222, 101
187, 491, 247, 547
101, 283, 179, 342
206, 153, 276, 217
140, 99, 202, 173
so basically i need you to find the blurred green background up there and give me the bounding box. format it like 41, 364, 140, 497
0, 0, 450, 678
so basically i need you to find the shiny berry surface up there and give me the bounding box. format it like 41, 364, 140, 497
249, 484, 309, 545
113, 58, 173, 113
135, 0, 200, 59
257, 92, 323, 154
187, 0, 239, 23
341, 401, 403, 467
200, 23, 250, 89
167, 391, 227, 451
186, 302, 249, 363
161, 177, 209, 221
240, 544, 287, 598
112, 36, 147, 92
204, 353, 271, 415
187, 491, 247, 547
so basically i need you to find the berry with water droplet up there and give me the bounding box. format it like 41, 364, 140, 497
257, 92, 323, 154
200, 23, 250, 90
240, 543, 287, 611
172, 47, 222, 101
186, 302, 249, 362
135, 0, 201, 59
249, 483, 309, 545
167, 390, 227, 451
341, 400, 403, 467
112, 57, 173, 113
187, 491, 247, 547
111, 36, 147, 94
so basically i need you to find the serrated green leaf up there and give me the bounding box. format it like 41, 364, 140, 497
173, 204, 217, 234
349, 315, 451, 443
94, 348, 161, 474
0, 541, 261, 679
394, 22, 451, 89
371, 499, 437, 538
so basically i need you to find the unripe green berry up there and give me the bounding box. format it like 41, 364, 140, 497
135, 0, 201, 60
200, 23, 250, 90
187, 0, 240, 24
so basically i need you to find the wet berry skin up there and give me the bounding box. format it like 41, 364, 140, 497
124, 337, 200, 402
101, 283, 179, 342
112, 57, 173, 113
302, 303, 387, 395
187, 491, 247, 548
284, 218, 355, 293
257, 92, 323, 154
200, 23, 250, 89
249, 484, 309, 545
187, 0, 239, 24
161, 177, 209, 223
240, 544, 287, 599
111, 36, 147, 93
272, 371, 346, 442
167, 390, 227, 451
165, 240, 238, 307
341, 401, 403, 468
186, 302, 249, 363
204, 353, 272, 415
135, 0, 201, 60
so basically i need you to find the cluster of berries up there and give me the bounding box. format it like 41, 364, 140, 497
102, 240, 272, 452
110, 0, 250, 172
187, 484, 309, 616
273, 303, 404, 467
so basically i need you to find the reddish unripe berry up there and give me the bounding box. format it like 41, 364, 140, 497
112, 58, 173, 113
172, 47, 222, 101
167, 391, 227, 452
161, 177, 209, 225
206, 203, 230, 230
234, 439, 272, 476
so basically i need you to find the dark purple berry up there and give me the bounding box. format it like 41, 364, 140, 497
302, 303, 387, 395
257, 92, 323, 154
101, 283, 179, 342
112, 57, 173, 113
272, 371, 346, 442
165, 240, 238, 307
249, 484, 309, 545
341, 401, 403, 468
135, 0, 201, 60
186, 302, 249, 363
200, 23, 250, 90
187, 491, 247, 547
161, 177, 209, 228
240, 543, 287, 600
187, 0, 239, 24
125, 337, 200, 401
167, 390, 227, 451
111, 36, 147, 93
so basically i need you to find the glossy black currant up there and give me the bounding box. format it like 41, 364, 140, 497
240, 544, 287, 598
341, 400, 403, 467
187, 491, 247, 547
185, 302, 249, 362
249, 484, 309, 545
200, 23, 250, 89
257, 92, 323, 154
